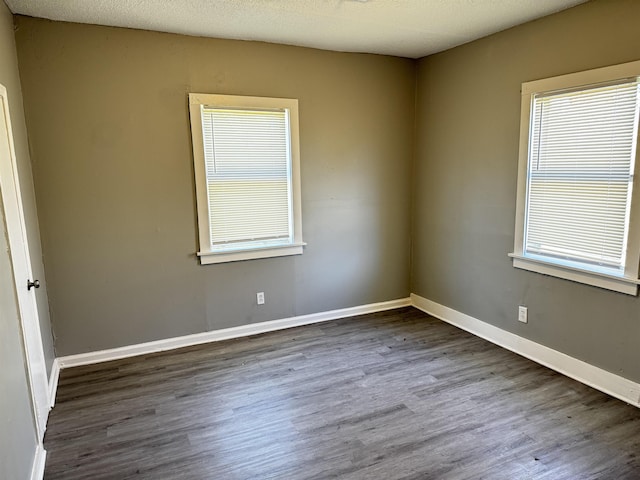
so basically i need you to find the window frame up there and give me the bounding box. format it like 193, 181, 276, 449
510, 60, 640, 295
188, 93, 304, 265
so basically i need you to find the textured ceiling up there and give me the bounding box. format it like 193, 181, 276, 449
6, 0, 588, 58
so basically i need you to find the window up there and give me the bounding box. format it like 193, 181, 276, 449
510, 61, 640, 295
189, 94, 304, 264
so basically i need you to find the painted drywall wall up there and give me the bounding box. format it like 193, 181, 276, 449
14, 17, 415, 356
0, 2, 55, 377
412, 0, 640, 383
0, 5, 47, 477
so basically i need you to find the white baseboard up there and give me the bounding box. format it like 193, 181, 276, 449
411, 293, 640, 407
30, 443, 46, 480
48, 359, 60, 408
54, 293, 639, 408
57, 297, 412, 369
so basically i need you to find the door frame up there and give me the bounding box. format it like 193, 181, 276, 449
0, 83, 49, 440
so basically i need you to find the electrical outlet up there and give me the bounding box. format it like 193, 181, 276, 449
518, 306, 528, 323
257, 292, 265, 305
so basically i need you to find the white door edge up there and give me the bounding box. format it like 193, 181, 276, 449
0, 83, 49, 440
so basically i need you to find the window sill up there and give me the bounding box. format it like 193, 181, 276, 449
198, 242, 305, 264
508, 253, 639, 296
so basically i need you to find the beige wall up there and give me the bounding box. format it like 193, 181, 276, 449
0, 2, 39, 478
12, 0, 640, 385
0, 7, 54, 375
14, 17, 415, 355
412, 0, 640, 382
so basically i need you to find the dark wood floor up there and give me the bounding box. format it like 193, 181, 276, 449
44, 307, 640, 479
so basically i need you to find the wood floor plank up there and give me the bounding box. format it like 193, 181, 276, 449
44, 307, 640, 479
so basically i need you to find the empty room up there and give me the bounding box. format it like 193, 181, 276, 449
1, 0, 640, 478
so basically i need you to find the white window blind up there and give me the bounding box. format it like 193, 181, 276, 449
201, 107, 293, 251
524, 79, 640, 273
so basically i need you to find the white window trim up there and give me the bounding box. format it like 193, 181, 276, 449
511, 60, 640, 295
188, 93, 305, 264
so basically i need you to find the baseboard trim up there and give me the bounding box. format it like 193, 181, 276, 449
48, 359, 60, 408
57, 297, 412, 369
55, 293, 639, 407
30, 443, 46, 480
410, 293, 640, 407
